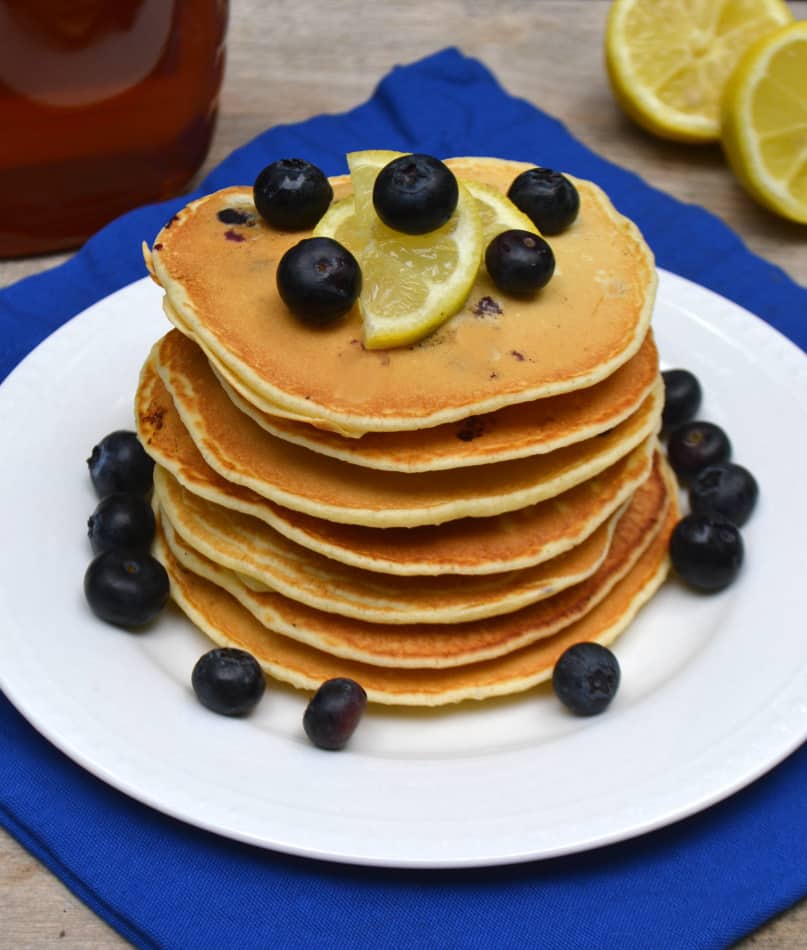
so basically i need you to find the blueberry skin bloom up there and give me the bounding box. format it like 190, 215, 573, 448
485, 229, 555, 296
192, 648, 266, 716
507, 167, 580, 235
373, 154, 459, 234
87, 430, 154, 497
84, 550, 169, 628
689, 463, 759, 526
276, 237, 361, 325
87, 492, 156, 556
667, 421, 731, 481
303, 677, 367, 750
253, 158, 333, 230
661, 368, 702, 430
552, 642, 621, 716
669, 513, 744, 592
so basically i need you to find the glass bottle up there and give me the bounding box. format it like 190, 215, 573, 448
0, 0, 228, 257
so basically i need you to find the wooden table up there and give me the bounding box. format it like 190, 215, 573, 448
2, 2, 805, 946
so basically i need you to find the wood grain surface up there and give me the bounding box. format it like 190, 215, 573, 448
1, 2, 805, 947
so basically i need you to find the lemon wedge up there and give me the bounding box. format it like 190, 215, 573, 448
463, 180, 537, 243
463, 179, 563, 278
314, 196, 361, 252
721, 21, 807, 224
316, 150, 483, 350
345, 149, 402, 224
605, 0, 793, 144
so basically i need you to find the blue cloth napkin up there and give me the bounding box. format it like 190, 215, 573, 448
1, 49, 805, 950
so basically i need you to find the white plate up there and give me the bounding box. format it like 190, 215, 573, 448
1, 270, 806, 868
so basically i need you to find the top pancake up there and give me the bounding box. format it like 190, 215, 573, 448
147, 157, 657, 435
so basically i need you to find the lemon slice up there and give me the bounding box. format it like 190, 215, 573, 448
346, 149, 402, 222
314, 196, 362, 252
316, 151, 483, 350
605, 0, 793, 144
463, 179, 562, 278
463, 180, 537, 243
721, 21, 807, 224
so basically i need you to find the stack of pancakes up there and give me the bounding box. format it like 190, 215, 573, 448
137, 157, 678, 706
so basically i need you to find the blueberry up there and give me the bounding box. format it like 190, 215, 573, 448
84, 550, 169, 627
552, 642, 620, 716
669, 513, 744, 592
253, 158, 333, 230
662, 369, 702, 430
192, 648, 266, 716
689, 463, 758, 527
303, 677, 367, 750
217, 207, 252, 226
485, 229, 555, 296
87, 430, 154, 497
667, 421, 731, 481
276, 236, 361, 325
507, 167, 580, 235
87, 492, 156, 556
373, 154, 459, 234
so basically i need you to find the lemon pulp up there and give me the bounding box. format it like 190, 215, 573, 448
605, 0, 793, 143
316, 150, 483, 349
721, 20, 807, 223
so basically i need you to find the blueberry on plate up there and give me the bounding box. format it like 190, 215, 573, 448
661, 368, 702, 430
87, 492, 156, 556
87, 430, 154, 497
669, 513, 744, 592
506, 167, 580, 235
84, 549, 169, 628
253, 158, 333, 230
485, 229, 555, 296
276, 236, 361, 325
192, 648, 266, 716
667, 421, 731, 480
303, 677, 367, 750
689, 463, 759, 526
552, 642, 620, 716
373, 154, 459, 235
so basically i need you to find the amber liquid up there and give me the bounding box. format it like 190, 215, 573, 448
0, 0, 228, 257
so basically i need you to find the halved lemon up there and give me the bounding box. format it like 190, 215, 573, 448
316, 151, 483, 350
721, 20, 807, 224
605, 0, 793, 144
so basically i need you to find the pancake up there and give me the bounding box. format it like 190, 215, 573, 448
147, 157, 657, 435
169, 330, 659, 472
156, 449, 672, 671
139, 355, 655, 573
154, 464, 622, 624
226, 439, 655, 576
141, 349, 663, 528
155, 470, 675, 704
